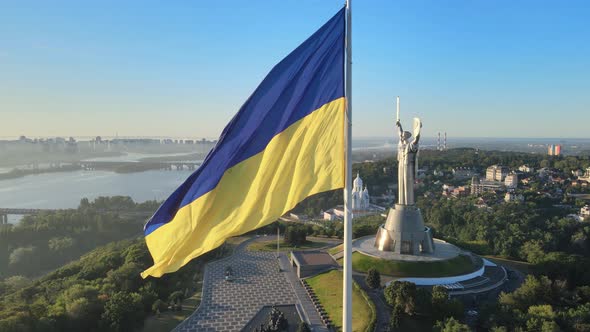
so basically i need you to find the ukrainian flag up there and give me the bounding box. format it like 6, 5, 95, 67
142, 8, 346, 278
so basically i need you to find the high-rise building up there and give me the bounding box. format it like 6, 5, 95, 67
548, 144, 562, 156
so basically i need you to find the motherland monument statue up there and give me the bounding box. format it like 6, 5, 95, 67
374, 97, 434, 254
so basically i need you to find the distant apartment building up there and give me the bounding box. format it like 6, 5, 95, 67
548, 144, 562, 156
571, 179, 589, 188
442, 185, 470, 198
486, 165, 509, 182
505, 191, 524, 203
579, 167, 590, 182
504, 173, 518, 189
471, 176, 505, 195
518, 165, 534, 173
452, 167, 476, 180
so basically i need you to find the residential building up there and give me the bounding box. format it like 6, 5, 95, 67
548, 144, 562, 156
505, 173, 518, 189
471, 176, 505, 195
519, 165, 534, 173
452, 167, 476, 180
505, 191, 524, 203
486, 165, 509, 182
579, 167, 590, 182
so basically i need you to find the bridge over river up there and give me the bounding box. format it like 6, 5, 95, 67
78, 161, 201, 171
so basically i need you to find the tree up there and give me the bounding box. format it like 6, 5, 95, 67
433, 317, 470, 332
414, 288, 432, 314
2, 275, 30, 292
152, 299, 167, 314
168, 290, 185, 304
389, 304, 404, 330
8, 246, 40, 276
526, 305, 558, 332
284, 226, 307, 246
365, 268, 381, 289
499, 275, 552, 311
520, 240, 545, 263
490, 327, 508, 332
48, 236, 75, 252
384, 281, 417, 315
431, 286, 449, 321
101, 291, 144, 332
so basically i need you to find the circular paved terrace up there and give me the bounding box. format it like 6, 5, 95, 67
353, 235, 461, 262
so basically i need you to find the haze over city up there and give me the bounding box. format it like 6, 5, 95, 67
2, 0, 589, 138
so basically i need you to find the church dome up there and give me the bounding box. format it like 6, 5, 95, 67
354, 172, 363, 189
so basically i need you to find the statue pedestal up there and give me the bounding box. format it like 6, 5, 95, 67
374, 204, 434, 254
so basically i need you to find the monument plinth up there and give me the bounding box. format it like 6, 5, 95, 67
374, 96, 434, 255
375, 204, 434, 254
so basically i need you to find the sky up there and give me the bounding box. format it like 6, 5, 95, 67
1, 0, 589, 139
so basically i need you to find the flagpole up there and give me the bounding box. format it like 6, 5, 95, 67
343, 0, 353, 332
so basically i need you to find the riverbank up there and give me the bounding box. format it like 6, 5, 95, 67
0, 169, 193, 210
0, 165, 83, 181
0, 161, 200, 181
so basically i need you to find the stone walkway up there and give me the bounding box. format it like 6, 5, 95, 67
175, 237, 297, 331
278, 254, 330, 332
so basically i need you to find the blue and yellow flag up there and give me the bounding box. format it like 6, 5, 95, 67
142, 8, 346, 278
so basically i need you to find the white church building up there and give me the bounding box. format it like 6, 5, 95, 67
352, 172, 370, 211
323, 173, 384, 221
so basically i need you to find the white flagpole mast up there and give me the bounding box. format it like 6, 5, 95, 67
343, 0, 353, 331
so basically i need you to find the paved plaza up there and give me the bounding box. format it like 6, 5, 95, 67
353, 235, 461, 261
175, 237, 298, 331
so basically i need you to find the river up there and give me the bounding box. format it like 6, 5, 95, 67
0, 169, 194, 224
1, 142, 388, 225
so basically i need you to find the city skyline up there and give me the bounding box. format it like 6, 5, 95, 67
1, 0, 589, 138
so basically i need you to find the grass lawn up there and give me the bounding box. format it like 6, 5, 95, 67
338, 252, 478, 278
248, 239, 330, 252
306, 270, 374, 332
484, 255, 532, 274
328, 243, 344, 255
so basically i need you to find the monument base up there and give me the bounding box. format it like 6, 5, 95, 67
374, 204, 434, 254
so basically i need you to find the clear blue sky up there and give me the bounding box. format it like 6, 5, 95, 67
1, 0, 589, 139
